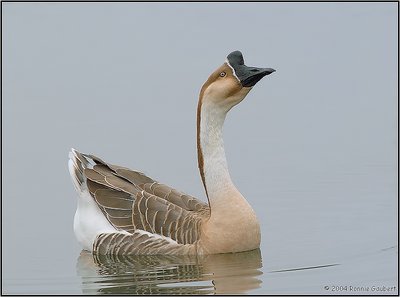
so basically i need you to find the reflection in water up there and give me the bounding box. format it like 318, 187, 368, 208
76, 249, 262, 294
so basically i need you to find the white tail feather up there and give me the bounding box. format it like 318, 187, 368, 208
68, 148, 127, 252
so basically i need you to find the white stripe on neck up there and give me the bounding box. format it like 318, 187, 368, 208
199, 99, 235, 202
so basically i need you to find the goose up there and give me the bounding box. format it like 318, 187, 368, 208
68, 50, 275, 255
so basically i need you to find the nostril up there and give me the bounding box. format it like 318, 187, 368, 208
250, 69, 259, 72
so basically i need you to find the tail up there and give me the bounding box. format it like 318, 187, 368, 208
68, 148, 121, 251
68, 148, 90, 192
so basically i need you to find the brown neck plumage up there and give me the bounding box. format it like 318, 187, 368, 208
197, 89, 208, 200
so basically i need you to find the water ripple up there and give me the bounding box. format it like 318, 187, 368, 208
76, 249, 263, 294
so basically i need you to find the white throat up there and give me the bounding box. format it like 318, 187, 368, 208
198, 99, 237, 206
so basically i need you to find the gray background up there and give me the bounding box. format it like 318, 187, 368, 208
2, 2, 398, 294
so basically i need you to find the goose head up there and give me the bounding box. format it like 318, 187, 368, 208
199, 50, 275, 113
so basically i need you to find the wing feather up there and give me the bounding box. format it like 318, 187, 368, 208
71, 150, 210, 251
94, 189, 133, 209
93, 232, 197, 255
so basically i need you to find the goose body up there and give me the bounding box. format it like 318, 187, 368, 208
68, 51, 275, 255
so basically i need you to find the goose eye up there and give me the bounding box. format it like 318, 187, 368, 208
219, 71, 226, 77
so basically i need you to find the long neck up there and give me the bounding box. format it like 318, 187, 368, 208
197, 98, 239, 210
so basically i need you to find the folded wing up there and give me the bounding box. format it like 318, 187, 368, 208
70, 149, 210, 251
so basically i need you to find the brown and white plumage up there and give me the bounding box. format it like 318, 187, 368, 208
68, 51, 275, 255
69, 149, 209, 255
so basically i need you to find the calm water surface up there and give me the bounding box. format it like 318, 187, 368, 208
3, 242, 397, 294
2, 156, 398, 295
75, 246, 397, 295
77, 250, 263, 294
